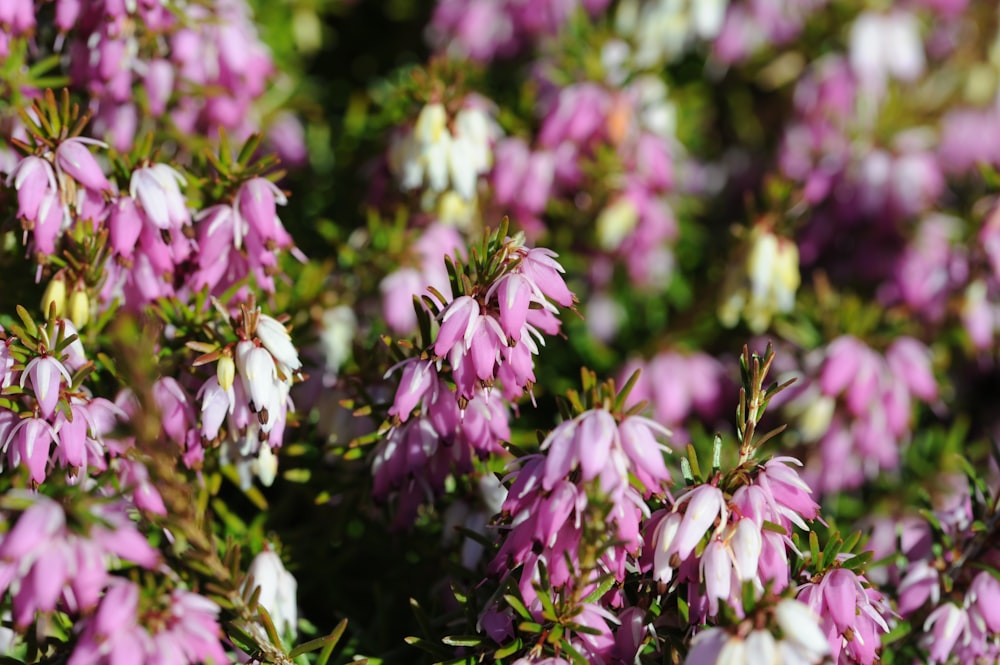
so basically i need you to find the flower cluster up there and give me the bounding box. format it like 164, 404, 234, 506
484, 384, 672, 663
0, 492, 158, 628
0, 317, 123, 485
3, 0, 294, 158
388, 99, 497, 228
646, 455, 821, 621
5, 102, 298, 312
375, 227, 573, 524
782, 335, 938, 493
69, 580, 227, 665
865, 472, 1000, 664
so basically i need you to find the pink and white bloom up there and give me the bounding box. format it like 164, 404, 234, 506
129, 163, 189, 231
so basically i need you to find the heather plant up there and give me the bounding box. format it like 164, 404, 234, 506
4, 1, 1000, 665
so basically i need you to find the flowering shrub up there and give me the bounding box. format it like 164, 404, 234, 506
3, 1, 1000, 665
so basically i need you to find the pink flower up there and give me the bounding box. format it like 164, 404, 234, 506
700, 539, 733, 616
387, 359, 437, 421
55, 138, 112, 193
21, 355, 72, 420
798, 566, 890, 665
494, 273, 533, 339
969, 571, 1000, 633
144, 59, 175, 116
922, 603, 969, 664
3, 417, 57, 484
671, 485, 727, 560
7, 155, 57, 223
109, 196, 143, 259
236, 177, 289, 249
435, 296, 481, 357
380, 268, 424, 334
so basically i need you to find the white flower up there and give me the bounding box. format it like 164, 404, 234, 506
129, 163, 189, 230
449, 107, 493, 200
719, 226, 800, 333
774, 599, 829, 663
850, 11, 925, 95
245, 548, 298, 637
319, 305, 357, 375
256, 314, 301, 375
621, 0, 730, 67
389, 102, 494, 205
235, 341, 281, 418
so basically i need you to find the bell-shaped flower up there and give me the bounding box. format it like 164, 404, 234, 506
245, 548, 298, 636
21, 355, 72, 420
198, 376, 234, 440
701, 538, 733, 616
55, 138, 112, 193
129, 162, 189, 231
236, 177, 288, 247
517, 247, 574, 307
108, 196, 143, 259
492, 273, 532, 340
969, 571, 1000, 633
617, 415, 672, 492
388, 359, 437, 421
8, 414, 55, 482
651, 511, 682, 584
922, 603, 969, 664
774, 599, 829, 663
236, 341, 279, 411
672, 484, 727, 560
256, 313, 300, 375
144, 59, 175, 116
684, 627, 729, 665
7, 155, 57, 222
0, 494, 65, 561
435, 296, 480, 357
728, 517, 762, 582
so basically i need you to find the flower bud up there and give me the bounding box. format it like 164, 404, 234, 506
217, 353, 236, 392
41, 274, 67, 318
68, 288, 90, 329
254, 443, 279, 487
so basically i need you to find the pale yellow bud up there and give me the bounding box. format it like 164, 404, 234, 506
254, 444, 279, 487
42, 275, 67, 319
217, 354, 236, 392
68, 288, 90, 329
434, 190, 476, 229
596, 197, 639, 251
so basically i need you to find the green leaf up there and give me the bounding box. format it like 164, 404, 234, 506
809, 531, 820, 566
494, 638, 523, 659
840, 551, 873, 571
289, 619, 347, 658
441, 635, 483, 647
517, 621, 543, 634
503, 594, 532, 620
